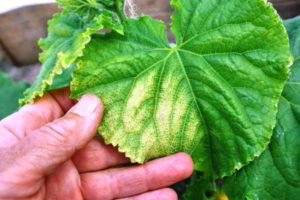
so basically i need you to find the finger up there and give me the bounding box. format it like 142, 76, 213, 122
14, 95, 103, 176
72, 138, 130, 173
1, 88, 75, 139
81, 153, 193, 200
117, 188, 178, 200
45, 161, 83, 200
49, 88, 77, 112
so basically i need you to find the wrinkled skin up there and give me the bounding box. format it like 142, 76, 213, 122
0, 88, 193, 200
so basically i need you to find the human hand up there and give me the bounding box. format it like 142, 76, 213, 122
0, 88, 193, 200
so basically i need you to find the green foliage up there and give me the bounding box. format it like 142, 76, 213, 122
20, 1, 124, 105
18, 0, 300, 197
220, 15, 300, 200
57, 0, 115, 14
182, 16, 300, 200
285, 16, 300, 57
71, 0, 291, 178
56, 0, 124, 21
0, 72, 29, 119
183, 173, 215, 200
48, 64, 76, 90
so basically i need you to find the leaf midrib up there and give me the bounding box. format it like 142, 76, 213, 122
174, 50, 212, 173
152, 52, 174, 155
174, 50, 209, 137
102, 40, 263, 174
174, 45, 269, 176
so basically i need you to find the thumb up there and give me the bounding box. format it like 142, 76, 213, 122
20, 94, 104, 176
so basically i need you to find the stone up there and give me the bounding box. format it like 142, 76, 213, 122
1, 63, 40, 83
0, 3, 61, 66
0, 44, 12, 67
134, 0, 171, 21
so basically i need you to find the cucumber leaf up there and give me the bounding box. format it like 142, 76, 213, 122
48, 64, 76, 91
19, 6, 123, 105
57, 0, 116, 19
221, 16, 300, 200
71, 0, 292, 178
57, 0, 126, 23
0, 72, 29, 119
285, 16, 300, 57
223, 89, 300, 200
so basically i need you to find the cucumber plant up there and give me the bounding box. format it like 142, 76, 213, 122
15, 0, 300, 199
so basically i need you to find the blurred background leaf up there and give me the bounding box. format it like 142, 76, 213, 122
0, 71, 29, 119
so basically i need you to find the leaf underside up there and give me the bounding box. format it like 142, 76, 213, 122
221, 16, 300, 200
71, 0, 292, 178
19, 7, 123, 105
56, 0, 116, 19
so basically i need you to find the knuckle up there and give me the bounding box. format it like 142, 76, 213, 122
40, 113, 81, 144
109, 173, 121, 199
39, 123, 70, 145
142, 165, 152, 191
38, 118, 78, 153
34, 123, 77, 165
81, 173, 115, 200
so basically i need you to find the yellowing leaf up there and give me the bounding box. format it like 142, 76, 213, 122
71, 0, 292, 178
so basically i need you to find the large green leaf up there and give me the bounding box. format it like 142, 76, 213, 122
0, 72, 29, 120
19, 8, 123, 105
223, 92, 300, 200
71, 0, 291, 178
221, 16, 300, 200
285, 16, 300, 57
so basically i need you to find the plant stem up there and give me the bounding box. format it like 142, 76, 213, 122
115, 0, 126, 23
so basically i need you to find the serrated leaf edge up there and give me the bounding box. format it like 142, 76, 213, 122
220, 0, 293, 179
19, 13, 119, 105
72, 0, 293, 179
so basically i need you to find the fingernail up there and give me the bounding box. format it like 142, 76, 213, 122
71, 95, 100, 117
